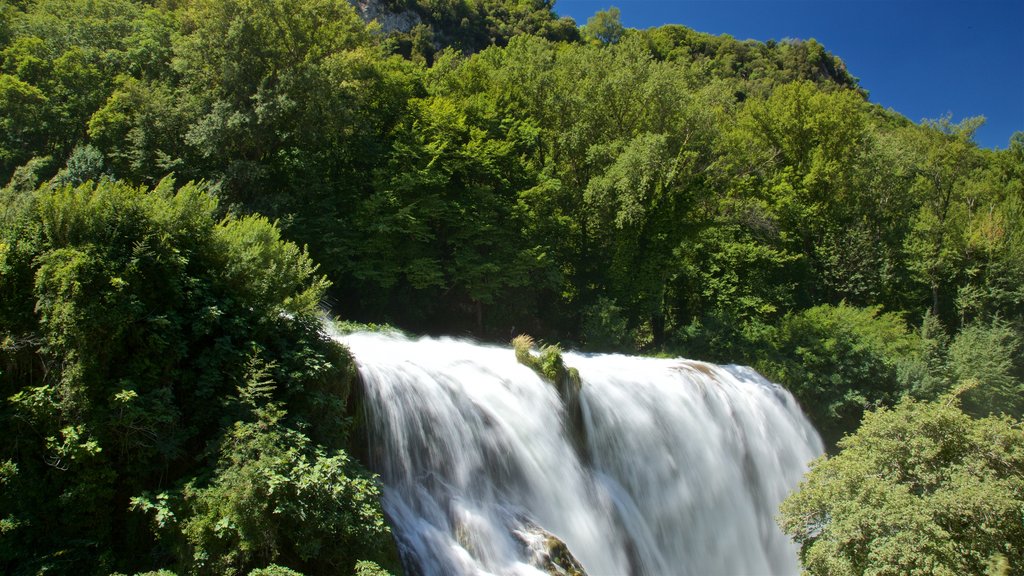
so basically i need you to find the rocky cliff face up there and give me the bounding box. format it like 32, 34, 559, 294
350, 0, 421, 34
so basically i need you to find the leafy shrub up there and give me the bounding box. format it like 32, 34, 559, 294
761, 303, 919, 447
947, 321, 1024, 419
0, 179, 390, 575
353, 561, 392, 576
512, 334, 579, 388
779, 397, 1024, 575
248, 566, 305, 576
903, 316, 1024, 420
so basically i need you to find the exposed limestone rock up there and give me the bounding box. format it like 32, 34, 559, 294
349, 0, 422, 34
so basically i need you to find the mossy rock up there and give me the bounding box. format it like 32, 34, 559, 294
513, 522, 588, 576
512, 335, 580, 393
512, 335, 587, 463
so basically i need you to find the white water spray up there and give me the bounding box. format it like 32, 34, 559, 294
341, 332, 822, 576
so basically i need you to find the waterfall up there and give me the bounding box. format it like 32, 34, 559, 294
341, 331, 822, 576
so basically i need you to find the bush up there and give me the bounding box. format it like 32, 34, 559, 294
0, 179, 390, 575
903, 316, 1024, 420
761, 303, 919, 447
779, 397, 1024, 575
947, 321, 1024, 419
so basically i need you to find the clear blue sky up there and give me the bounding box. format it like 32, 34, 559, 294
552, 1, 1024, 150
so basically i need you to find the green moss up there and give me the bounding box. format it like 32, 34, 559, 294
513, 334, 579, 392
544, 535, 586, 576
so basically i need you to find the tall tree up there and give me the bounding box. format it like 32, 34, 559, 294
903, 116, 985, 320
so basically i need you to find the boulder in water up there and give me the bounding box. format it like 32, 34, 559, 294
513, 523, 588, 576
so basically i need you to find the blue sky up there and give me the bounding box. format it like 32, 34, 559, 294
553, 1, 1024, 150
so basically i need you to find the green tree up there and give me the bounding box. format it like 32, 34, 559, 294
0, 0, 158, 182
761, 303, 919, 447
86, 77, 189, 184
583, 7, 624, 46
734, 81, 869, 254
954, 161, 1024, 327
0, 74, 48, 175
0, 179, 392, 575
148, 400, 389, 575
946, 321, 1024, 419
347, 88, 552, 333
168, 0, 422, 309
779, 397, 1024, 575
903, 116, 985, 320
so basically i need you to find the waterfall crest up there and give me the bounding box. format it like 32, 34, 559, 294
342, 332, 822, 576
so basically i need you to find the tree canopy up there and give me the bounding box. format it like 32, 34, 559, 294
779, 396, 1024, 575
2, 0, 1024, 572
0, 179, 393, 575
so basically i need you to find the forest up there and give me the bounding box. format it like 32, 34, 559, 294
1, 0, 1023, 574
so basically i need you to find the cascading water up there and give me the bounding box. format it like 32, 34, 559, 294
341, 331, 822, 576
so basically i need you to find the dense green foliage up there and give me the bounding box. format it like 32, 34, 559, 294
779, 396, 1024, 575
2, 0, 1024, 571
364, 0, 580, 63
761, 303, 920, 447
0, 179, 391, 575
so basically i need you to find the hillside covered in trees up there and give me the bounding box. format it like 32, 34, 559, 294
2, 0, 1023, 574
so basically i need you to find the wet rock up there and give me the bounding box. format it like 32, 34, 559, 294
511, 335, 588, 463
350, 0, 422, 34
513, 523, 588, 576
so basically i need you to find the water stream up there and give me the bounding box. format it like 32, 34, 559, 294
341, 332, 822, 576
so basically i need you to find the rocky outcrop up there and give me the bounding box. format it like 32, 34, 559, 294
512, 335, 588, 464
447, 508, 589, 576
513, 523, 588, 576
349, 0, 422, 34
